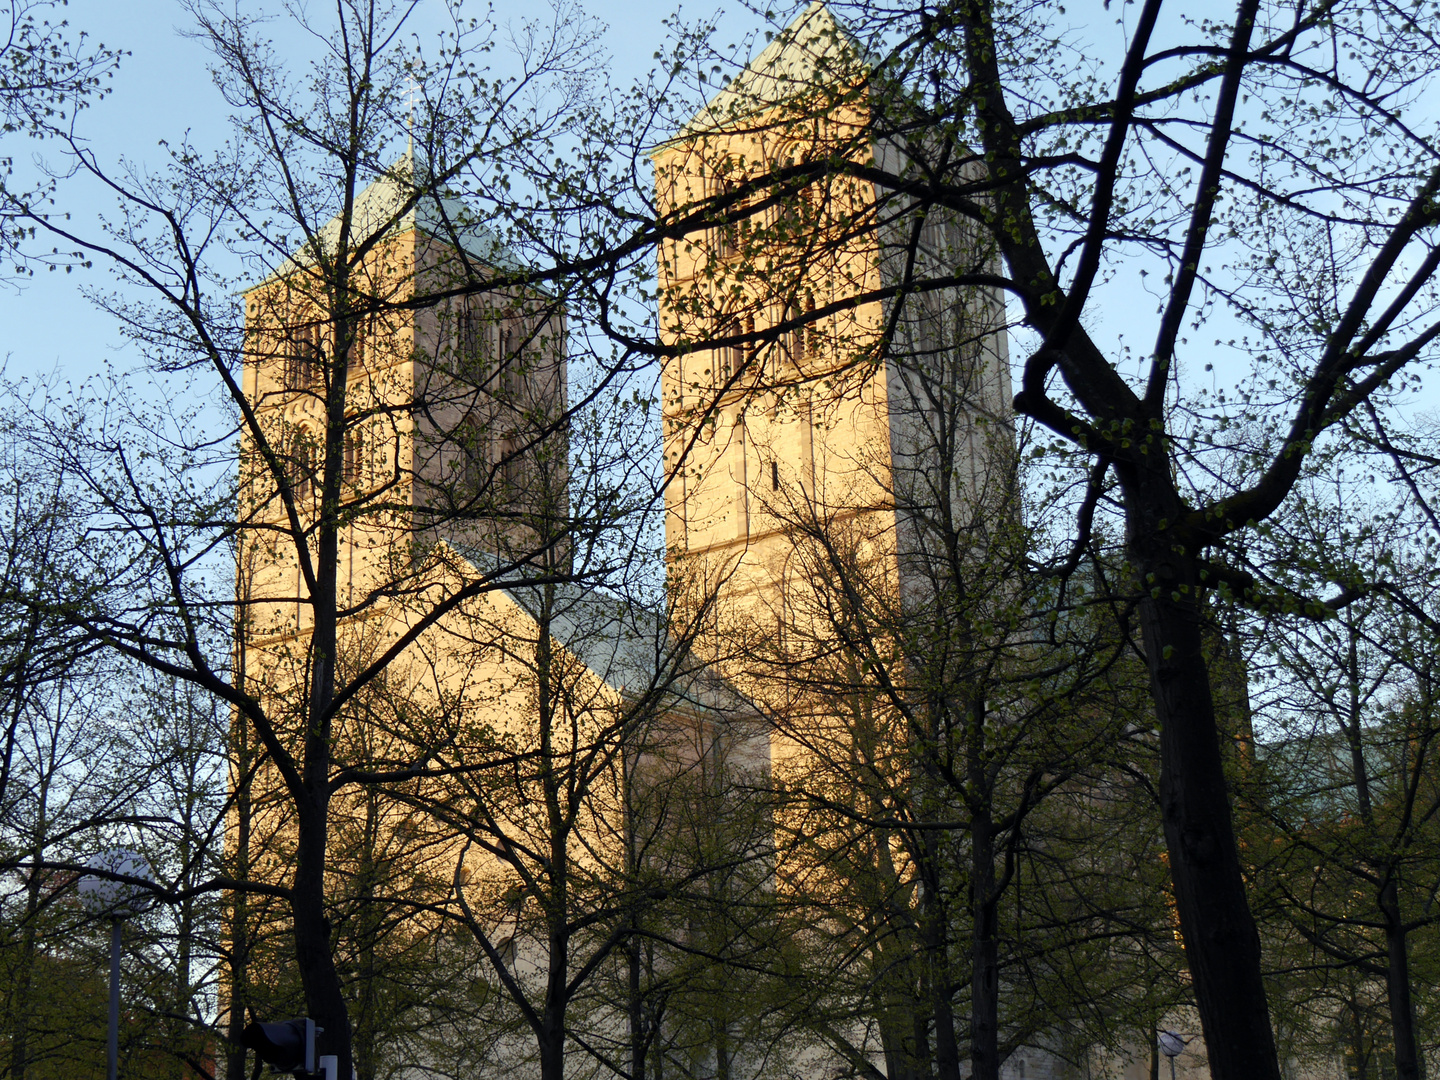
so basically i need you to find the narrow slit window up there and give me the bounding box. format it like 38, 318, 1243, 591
784, 303, 804, 363
287, 428, 316, 505
347, 318, 366, 372
457, 421, 487, 495
285, 323, 323, 392
717, 318, 737, 383
500, 436, 523, 490
457, 303, 487, 382
712, 174, 738, 260
343, 421, 367, 486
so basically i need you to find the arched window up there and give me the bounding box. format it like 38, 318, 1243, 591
454, 419, 489, 496
343, 419, 371, 488
286, 425, 317, 505
782, 293, 817, 365
284, 322, 323, 392
346, 317, 368, 372
456, 300, 489, 383
714, 314, 751, 384
710, 169, 744, 260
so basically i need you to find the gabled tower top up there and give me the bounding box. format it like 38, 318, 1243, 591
680, 2, 870, 136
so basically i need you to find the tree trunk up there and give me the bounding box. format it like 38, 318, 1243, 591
1129, 512, 1280, 1080
1345, 630, 1423, 1080
879, 1013, 915, 1080
293, 794, 353, 1080
969, 813, 1000, 1080
9, 861, 41, 1080
225, 775, 251, 1080
539, 1005, 567, 1080
354, 791, 380, 1080
870, 906, 929, 1079
957, 0, 1282, 1069
910, 981, 932, 1080
538, 592, 569, 1080
628, 935, 646, 1080
715, 1025, 731, 1080
920, 841, 962, 1080
537, 909, 567, 1080
649, 940, 665, 1080
625, 740, 647, 1080
291, 338, 354, 1077
173, 885, 195, 1080
6, 616, 44, 1080
1344, 994, 1368, 1080
1379, 879, 1422, 1080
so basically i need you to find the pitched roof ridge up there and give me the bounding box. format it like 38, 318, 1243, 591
677, 2, 872, 139
245, 147, 522, 291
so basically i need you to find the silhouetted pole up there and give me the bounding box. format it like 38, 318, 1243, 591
107, 919, 122, 1080
78, 850, 156, 1080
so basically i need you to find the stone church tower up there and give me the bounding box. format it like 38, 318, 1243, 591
653, 1, 1012, 695
237, 152, 568, 644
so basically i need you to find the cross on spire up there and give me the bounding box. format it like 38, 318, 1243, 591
405, 73, 418, 154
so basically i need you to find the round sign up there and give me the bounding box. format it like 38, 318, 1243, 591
77, 849, 156, 919
1158, 1030, 1186, 1059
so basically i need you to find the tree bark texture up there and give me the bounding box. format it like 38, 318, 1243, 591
921, 833, 962, 1080
293, 793, 354, 1080
1130, 508, 1280, 1080
1380, 880, 1422, 1080
969, 814, 1000, 1080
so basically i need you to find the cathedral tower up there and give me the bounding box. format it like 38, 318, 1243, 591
238, 153, 568, 642
654, 2, 1012, 683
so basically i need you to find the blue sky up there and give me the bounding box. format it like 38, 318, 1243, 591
5, 0, 1436, 432
0, 0, 700, 384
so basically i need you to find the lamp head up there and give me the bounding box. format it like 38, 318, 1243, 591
77, 850, 155, 920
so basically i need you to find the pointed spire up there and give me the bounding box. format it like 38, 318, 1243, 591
681, 2, 871, 136
405, 72, 418, 161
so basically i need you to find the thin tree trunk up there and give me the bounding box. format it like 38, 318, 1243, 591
10, 740, 57, 1080
921, 846, 961, 1080
1344, 631, 1424, 1080
648, 939, 665, 1080
173, 887, 195, 1080
354, 791, 380, 1080
969, 812, 1000, 1080
628, 935, 646, 1080
538, 595, 569, 1080
625, 738, 646, 1080
4, 613, 43, 1080
1345, 994, 1368, 1080
226, 558, 255, 1080
911, 975, 933, 1080
9, 862, 42, 1080
715, 1025, 730, 1080
225, 706, 253, 1080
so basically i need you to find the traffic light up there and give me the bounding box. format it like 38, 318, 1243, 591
241, 1017, 317, 1075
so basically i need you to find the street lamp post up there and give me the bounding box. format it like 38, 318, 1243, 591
78, 850, 155, 1080
1157, 1030, 1187, 1080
